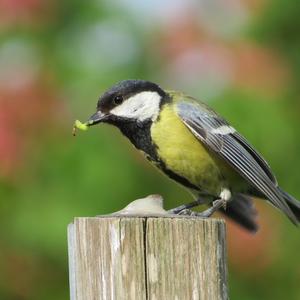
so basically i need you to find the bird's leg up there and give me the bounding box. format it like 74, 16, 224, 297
179, 198, 225, 218
168, 189, 231, 217
168, 198, 206, 214
184, 189, 231, 217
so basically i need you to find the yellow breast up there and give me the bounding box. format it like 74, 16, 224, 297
150, 104, 224, 195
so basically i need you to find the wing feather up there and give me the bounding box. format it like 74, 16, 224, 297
177, 101, 297, 223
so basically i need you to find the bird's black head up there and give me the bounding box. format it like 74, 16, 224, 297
87, 80, 168, 126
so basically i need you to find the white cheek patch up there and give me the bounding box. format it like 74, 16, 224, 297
110, 91, 161, 122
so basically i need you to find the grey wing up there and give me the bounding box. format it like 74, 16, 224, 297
231, 131, 277, 185
177, 101, 297, 224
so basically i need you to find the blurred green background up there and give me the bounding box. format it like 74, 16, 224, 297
0, 0, 300, 299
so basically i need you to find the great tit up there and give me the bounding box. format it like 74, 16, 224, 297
81, 79, 300, 232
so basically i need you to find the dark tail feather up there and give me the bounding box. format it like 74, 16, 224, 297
219, 194, 258, 233
278, 187, 300, 222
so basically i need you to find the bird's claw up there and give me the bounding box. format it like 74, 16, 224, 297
178, 209, 198, 216
212, 198, 227, 210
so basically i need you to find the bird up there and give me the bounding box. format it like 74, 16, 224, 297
77, 79, 300, 232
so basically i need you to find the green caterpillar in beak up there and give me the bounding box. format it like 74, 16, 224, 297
73, 120, 89, 136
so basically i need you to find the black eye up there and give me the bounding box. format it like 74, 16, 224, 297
113, 95, 124, 105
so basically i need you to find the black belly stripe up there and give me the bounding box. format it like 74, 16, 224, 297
158, 162, 201, 191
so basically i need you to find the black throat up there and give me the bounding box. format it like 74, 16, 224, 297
107, 117, 158, 160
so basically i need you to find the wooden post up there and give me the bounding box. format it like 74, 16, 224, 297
68, 217, 228, 300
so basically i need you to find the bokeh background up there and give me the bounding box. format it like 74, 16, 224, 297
0, 0, 300, 299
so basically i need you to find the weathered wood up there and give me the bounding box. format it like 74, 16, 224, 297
68, 217, 228, 300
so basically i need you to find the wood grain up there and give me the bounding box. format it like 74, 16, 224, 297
68, 217, 227, 300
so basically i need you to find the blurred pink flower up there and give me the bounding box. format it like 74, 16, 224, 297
0, 109, 21, 177
0, 81, 64, 178
233, 44, 290, 96
0, 0, 53, 25
0, 0, 40, 11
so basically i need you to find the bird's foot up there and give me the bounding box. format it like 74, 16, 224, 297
168, 200, 200, 214
177, 209, 208, 218
168, 191, 230, 218
167, 197, 208, 214
170, 198, 226, 218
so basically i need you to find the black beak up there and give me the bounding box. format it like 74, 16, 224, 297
87, 111, 107, 126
